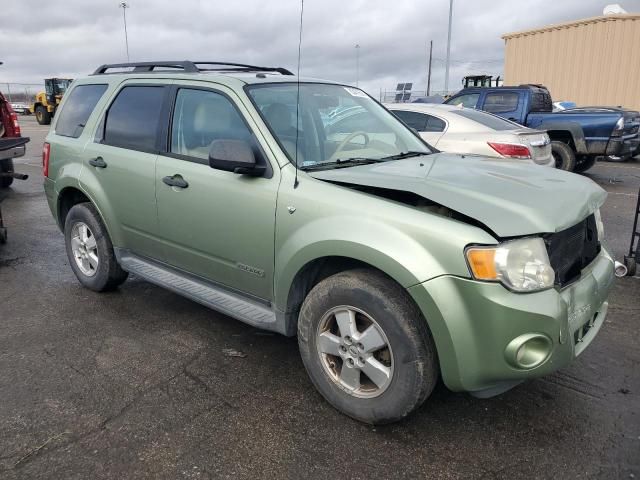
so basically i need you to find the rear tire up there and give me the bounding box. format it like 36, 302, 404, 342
551, 141, 576, 171
64, 202, 128, 291
0, 159, 14, 188
35, 105, 51, 125
624, 256, 637, 277
297, 268, 438, 424
574, 156, 597, 173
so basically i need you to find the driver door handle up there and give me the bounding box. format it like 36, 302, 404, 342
162, 174, 189, 189
88, 157, 107, 168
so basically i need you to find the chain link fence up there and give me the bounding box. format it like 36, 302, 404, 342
1, 83, 42, 105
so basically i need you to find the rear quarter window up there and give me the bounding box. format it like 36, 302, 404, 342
392, 110, 428, 131
54, 84, 108, 138
530, 92, 552, 112
425, 115, 446, 132
103, 86, 165, 152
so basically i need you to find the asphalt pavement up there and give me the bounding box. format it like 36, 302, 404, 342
1, 116, 639, 479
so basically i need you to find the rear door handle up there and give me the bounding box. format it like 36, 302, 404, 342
88, 157, 107, 168
162, 174, 189, 189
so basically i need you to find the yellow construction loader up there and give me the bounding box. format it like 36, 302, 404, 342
30, 78, 72, 125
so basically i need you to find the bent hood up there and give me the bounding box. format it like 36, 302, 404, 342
308, 153, 607, 237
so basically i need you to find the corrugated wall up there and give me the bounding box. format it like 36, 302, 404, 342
503, 15, 640, 110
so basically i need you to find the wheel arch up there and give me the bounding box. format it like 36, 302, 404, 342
276, 249, 432, 337
57, 186, 90, 230
539, 122, 587, 154
55, 185, 120, 247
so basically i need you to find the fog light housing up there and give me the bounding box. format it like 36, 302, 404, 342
505, 334, 552, 369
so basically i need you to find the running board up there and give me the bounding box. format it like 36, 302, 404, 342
115, 249, 282, 332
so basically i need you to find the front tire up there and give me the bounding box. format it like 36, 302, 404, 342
551, 141, 576, 171
297, 269, 438, 424
0, 159, 14, 188
64, 202, 128, 291
35, 105, 52, 125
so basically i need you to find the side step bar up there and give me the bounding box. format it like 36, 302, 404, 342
115, 249, 283, 333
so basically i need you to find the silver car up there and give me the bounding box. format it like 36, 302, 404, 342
387, 103, 554, 167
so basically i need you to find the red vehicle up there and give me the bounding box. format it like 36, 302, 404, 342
0, 62, 29, 242
0, 89, 29, 189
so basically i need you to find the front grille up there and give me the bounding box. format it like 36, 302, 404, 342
545, 214, 600, 287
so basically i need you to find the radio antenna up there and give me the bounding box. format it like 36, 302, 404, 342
294, 0, 304, 188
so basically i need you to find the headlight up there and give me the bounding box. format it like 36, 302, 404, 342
593, 209, 604, 241
465, 237, 555, 292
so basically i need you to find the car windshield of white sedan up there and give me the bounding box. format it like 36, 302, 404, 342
247, 83, 431, 169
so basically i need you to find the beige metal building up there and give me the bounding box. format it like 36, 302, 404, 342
503, 14, 640, 110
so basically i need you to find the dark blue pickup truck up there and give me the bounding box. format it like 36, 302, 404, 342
444, 85, 640, 172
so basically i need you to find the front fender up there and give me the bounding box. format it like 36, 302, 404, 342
273, 167, 498, 315
274, 221, 434, 309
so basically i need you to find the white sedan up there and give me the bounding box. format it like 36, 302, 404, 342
386, 103, 554, 167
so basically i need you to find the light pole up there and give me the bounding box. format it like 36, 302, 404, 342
119, 2, 130, 62
427, 40, 433, 96
444, 0, 453, 94
355, 44, 360, 87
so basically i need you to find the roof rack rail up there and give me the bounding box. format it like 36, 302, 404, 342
92, 61, 294, 76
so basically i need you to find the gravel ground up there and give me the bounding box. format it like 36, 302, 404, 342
0, 116, 638, 479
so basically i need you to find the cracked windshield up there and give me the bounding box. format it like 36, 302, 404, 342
247, 83, 431, 169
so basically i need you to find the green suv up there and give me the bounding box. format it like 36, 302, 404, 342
43, 61, 615, 424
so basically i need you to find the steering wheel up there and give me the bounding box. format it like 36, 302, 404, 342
331, 131, 370, 160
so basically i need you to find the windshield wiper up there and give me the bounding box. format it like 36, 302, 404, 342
300, 157, 387, 171
381, 151, 428, 160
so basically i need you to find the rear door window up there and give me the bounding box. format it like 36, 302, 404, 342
392, 110, 428, 131
55, 84, 108, 138
103, 86, 165, 152
483, 92, 519, 113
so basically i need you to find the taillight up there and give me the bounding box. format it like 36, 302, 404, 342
10, 112, 21, 136
43, 143, 50, 177
487, 142, 531, 159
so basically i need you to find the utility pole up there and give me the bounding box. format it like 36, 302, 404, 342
427, 40, 433, 96
355, 44, 360, 87
444, 0, 453, 94
119, 2, 130, 62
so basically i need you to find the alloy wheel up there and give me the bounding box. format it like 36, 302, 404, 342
316, 306, 394, 398
70, 222, 99, 277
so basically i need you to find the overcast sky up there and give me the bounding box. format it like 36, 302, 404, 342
1, 0, 638, 96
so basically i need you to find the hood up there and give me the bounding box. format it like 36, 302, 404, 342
308, 153, 606, 237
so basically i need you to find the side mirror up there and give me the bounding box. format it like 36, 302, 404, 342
208, 139, 265, 176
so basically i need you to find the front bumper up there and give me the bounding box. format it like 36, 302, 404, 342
606, 134, 640, 159
408, 247, 615, 395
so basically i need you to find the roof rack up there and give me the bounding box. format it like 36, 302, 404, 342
92, 61, 294, 76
